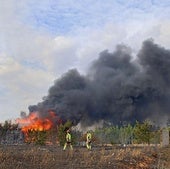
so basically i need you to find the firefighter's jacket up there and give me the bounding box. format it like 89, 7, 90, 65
66, 133, 71, 142
86, 133, 92, 142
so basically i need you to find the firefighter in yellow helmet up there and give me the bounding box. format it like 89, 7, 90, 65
86, 131, 92, 150
63, 128, 73, 150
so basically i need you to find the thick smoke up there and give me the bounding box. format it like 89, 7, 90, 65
29, 39, 170, 126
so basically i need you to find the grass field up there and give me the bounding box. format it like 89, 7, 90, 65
0, 144, 169, 169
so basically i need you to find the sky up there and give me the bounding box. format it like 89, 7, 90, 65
0, 0, 170, 123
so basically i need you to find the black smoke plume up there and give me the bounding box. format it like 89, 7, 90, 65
29, 39, 170, 126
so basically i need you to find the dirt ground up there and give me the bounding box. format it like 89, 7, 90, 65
0, 144, 169, 169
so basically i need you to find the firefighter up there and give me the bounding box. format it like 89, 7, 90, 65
86, 131, 92, 150
63, 128, 73, 150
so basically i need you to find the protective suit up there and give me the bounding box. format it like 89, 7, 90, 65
63, 129, 73, 150
86, 131, 92, 150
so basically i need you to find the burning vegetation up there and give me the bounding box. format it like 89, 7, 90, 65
15, 110, 62, 144
17, 112, 53, 133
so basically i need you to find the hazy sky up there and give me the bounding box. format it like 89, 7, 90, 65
0, 0, 170, 122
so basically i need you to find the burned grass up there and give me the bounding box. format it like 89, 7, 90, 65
0, 144, 169, 169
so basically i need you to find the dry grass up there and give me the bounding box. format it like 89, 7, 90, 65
0, 144, 169, 169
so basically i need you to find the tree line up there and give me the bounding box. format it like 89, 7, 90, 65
0, 120, 169, 146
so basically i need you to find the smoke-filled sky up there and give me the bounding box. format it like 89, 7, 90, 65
0, 0, 170, 123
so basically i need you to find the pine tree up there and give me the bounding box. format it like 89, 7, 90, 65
134, 120, 153, 144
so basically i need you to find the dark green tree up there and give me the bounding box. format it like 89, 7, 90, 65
25, 129, 47, 145
57, 120, 74, 146
134, 120, 153, 144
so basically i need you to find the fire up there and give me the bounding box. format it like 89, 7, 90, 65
17, 110, 60, 133
16, 110, 62, 143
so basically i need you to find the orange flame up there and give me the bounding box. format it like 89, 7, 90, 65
16, 110, 62, 143
16, 111, 59, 133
